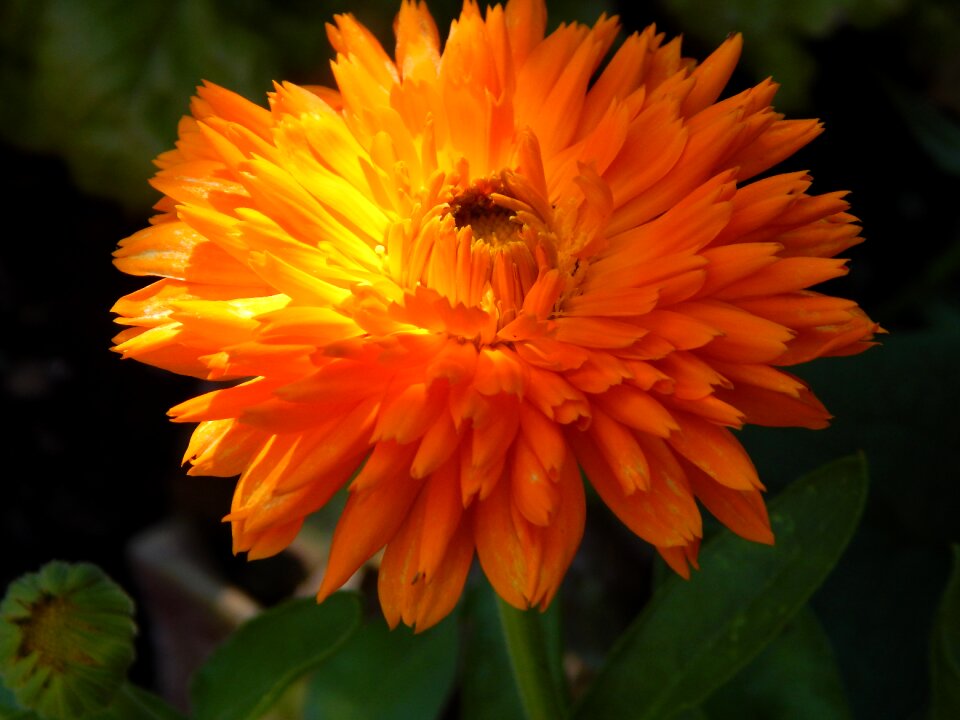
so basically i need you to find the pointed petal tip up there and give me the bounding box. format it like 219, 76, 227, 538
315, 579, 337, 604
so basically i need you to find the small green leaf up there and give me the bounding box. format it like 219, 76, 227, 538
704, 606, 852, 720
303, 614, 458, 720
460, 582, 564, 720
573, 455, 868, 720
190, 593, 361, 720
930, 545, 960, 720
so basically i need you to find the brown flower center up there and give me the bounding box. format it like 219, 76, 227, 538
15, 593, 90, 671
451, 187, 522, 246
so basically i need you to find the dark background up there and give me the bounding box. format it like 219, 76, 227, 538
2, 1, 959, 718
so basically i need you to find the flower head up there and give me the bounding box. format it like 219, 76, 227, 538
0, 562, 136, 718
112, 0, 879, 630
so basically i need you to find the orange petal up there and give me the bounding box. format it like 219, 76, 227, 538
716, 258, 849, 299
656, 351, 731, 399
733, 292, 859, 329
505, 0, 547, 67
587, 406, 651, 493
372, 382, 447, 444
395, 0, 441, 83
417, 459, 465, 580
716, 382, 830, 429
677, 300, 794, 363
247, 518, 304, 561
595, 382, 678, 438
474, 450, 585, 609
685, 461, 773, 544
656, 538, 701, 579
681, 33, 741, 116
318, 462, 425, 600
184, 419, 262, 477
667, 411, 762, 490
113, 221, 258, 285
378, 505, 474, 631
352, 440, 419, 492
563, 350, 634, 393
411, 409, 460, 478
511, 433, 560, 526
518, 402, 566, 479
732, 118, 823, 181
571, 431, 701, 546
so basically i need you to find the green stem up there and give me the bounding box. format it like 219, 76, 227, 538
495, 596, 566, 720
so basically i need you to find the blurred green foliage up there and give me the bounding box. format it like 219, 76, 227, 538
0, 0, 335, 209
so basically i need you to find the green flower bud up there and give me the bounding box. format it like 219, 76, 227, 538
0, 562, 136, 719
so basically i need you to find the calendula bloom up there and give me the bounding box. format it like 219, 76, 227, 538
112, 0, 879, 630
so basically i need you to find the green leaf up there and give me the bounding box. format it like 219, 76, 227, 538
704, 606, 852, 720
303, 614, 458, 720
460, 582, 564, 720
738, 324, 960, 719
573, 455, 868, 720
190, 593, 361, 720
87, 684, 187, 720
930, 545, 960, 720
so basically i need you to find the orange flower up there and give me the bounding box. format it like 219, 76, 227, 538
112, 0, 879, 630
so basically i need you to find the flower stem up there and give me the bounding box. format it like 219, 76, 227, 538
495, 596, 566, 720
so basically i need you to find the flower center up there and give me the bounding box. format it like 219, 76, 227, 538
16, 594, 82, 672
451, 186, 522, 247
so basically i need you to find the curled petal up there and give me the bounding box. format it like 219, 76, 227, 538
475, 450, 585, 609
378, 459, 473, 631
319, 464, 425, 600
